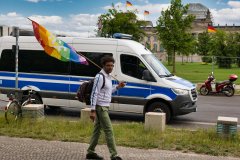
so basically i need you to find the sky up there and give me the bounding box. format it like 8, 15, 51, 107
0, 0, 240, 37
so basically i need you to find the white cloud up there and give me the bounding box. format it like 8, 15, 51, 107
216, 0, 226, 5
25, 0, 47, 3
25, 0, 63, 3
28, 15, 63, 25
104, 2, 169, 15
7, 12, 18, 17
70, 14, 100, 26
228, 1, 240, 8
103, 2, 170, 26
0, 12, 99, 37
0, 12, 28, 28
211, 1, 240, 26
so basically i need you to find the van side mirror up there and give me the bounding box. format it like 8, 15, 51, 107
142, 70, 155, 82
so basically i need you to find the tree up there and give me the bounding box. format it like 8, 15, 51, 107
235, 33, 240, 67
196, 32, 212, 63
98, 6, 146, 41
156, 0, 195, 73
179, 34, 197, 64
209, 30, 237, 68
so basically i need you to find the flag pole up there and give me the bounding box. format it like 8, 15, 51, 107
27, 17, 32, 22
27, 18, 119, 82
12, 27, 19, 93
77, 52, 119, 81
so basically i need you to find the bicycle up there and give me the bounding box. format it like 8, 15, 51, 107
5, 93, 22, 123
5, 88, 42, 123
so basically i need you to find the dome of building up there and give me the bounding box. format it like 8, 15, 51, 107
187, 3, 210, 20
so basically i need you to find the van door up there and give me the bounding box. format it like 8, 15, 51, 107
69, 51, 117, 111
113, 53, 151, 113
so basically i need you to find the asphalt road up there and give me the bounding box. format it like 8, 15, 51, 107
43, 95, 240, 127
1, 95, 239, 128
174, 95, 240, 123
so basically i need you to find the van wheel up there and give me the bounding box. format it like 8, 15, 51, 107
147, 102, 171, 123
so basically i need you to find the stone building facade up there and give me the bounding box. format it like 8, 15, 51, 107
0, 25, 12, 37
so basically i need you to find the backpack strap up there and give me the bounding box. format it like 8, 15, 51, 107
98, 72, 105, 89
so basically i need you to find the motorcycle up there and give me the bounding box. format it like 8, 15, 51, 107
200, 72, 238, 97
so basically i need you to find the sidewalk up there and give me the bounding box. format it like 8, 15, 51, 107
0, 136, 239, 160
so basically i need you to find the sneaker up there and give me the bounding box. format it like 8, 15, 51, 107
86, 152, 104, 160
111, 156, 122, 160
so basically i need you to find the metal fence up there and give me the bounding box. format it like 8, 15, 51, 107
158, 55, 240, 84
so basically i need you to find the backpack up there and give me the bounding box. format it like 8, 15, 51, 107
77, 73, 105, 105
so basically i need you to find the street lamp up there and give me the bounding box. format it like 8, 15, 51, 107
12, 26, 19, 94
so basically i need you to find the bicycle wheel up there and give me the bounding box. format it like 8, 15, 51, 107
5, 101, 21, 123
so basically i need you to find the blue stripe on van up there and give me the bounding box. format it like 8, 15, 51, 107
0, 72, 70, 81
2, 79, 69, 92
167, 77, 195, 88
115, 81, 177, 100
0, 72, 70, 92
0, 72, 15, 77
151, 85, 177, 99
1, 72, 177, 100
19, 73, 70, 81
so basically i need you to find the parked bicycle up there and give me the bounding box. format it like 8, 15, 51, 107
5, 93, 22, 123
4, 87, 42, 123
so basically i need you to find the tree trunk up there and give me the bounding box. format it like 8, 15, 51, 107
172, 47, 176, 73
181, 54, 184, 65
168, 52, 173, 66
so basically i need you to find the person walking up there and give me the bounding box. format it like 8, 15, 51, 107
86, 56, 125, 160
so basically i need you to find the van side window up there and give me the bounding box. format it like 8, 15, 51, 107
120, 54, 147, 79
0, 49, 69, 74
19, 50, 69, 74
70, 52, 112, 77
0, 49, 15, 72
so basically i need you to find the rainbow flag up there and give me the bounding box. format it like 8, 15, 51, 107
208, 25, 216, 33
30, 19, 88, 64
144, 10, 150, 15
126, 1, 133, 7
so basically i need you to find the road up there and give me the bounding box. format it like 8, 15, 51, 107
1, 95, 239, 128
171, 95, 240, 128
175, 95, 240, 123
44, 95, 240, 128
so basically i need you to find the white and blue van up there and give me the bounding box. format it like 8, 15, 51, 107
0, 34, 197, 122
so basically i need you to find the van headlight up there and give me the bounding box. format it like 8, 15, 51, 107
172, 89, 189, 95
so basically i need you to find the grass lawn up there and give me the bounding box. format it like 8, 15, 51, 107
164, 62, 240, 84
0, 115, 239, 158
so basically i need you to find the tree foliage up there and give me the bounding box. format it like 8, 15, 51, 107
156, 0, 195, 73
98, 6, 146, 41
197, 32, 212, 63
197, 31, 240, 68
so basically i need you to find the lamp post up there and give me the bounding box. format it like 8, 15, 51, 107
12, 27, 19, 94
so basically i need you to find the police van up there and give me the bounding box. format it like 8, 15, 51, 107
0, 34, 197, 122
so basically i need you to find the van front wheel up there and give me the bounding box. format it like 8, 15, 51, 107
147, 102, 171, 123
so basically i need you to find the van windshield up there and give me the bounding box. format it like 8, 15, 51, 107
142, 54, 173, 77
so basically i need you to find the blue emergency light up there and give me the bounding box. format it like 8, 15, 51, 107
113, 33, 132, 40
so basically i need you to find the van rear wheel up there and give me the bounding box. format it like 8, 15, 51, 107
147, 102, 171, 123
